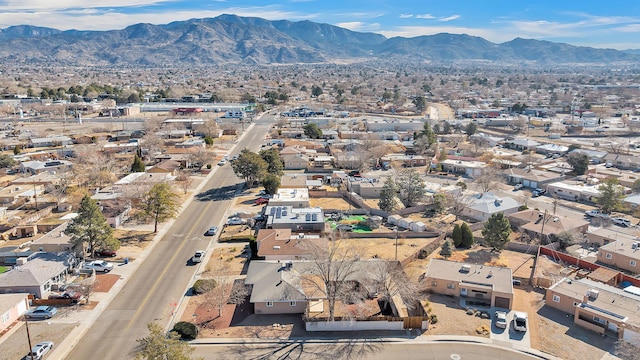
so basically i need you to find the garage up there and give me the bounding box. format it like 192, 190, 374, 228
494, 296, 511, 309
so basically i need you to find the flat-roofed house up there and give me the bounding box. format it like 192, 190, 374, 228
423, 259, 514, 309
597, 240, 640, 274
546, 278, 640, 341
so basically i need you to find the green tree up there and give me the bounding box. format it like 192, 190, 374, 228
633, 179, 640, 193
311, 85, 323, 97
140, 183, 181, 233
259, 148, 284, 175
65, 195, 117, 258
397, 169, 426, 207
303, 123, 323, 139
567, 152, 589, 175
262, 174, 281, 195
439, 240, 453, 259
13, 146, 20, 155
135, 322, 199, 360
0, 154, 16, 168
451, 224, 462, 248
413, 96, 426, 113
465, 122, 478, 136
203, 135, 213, 146
417, 122, 437, 149
460, 222, 474, 248
378, 177, 399, 213
230, 148, 267, 184
596, 178, 625, 214
568, 144, 581, 151
432, 193, 447, 214
131, 154, 146, 173
481, 212, 511, 251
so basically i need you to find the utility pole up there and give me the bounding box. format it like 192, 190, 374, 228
25, 317, 34, 360
394, 226, 399, 261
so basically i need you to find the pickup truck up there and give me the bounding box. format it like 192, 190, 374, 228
585, 210, 609, 218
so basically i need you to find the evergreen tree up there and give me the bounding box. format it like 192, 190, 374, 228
451, 224, 463, 247
140, 183, 181, 233
597, 178, 625, 214
465, 122, 478, 136
567, 152, 589, 175
135, 322, 198, 360
439, 240, 453, 259
378, 177, 399, 213
418, 122, 437, 148
261, 174, 281, 195
131, 154, 146, 172
65, 195, 117, 258
481, 213, 511, 251
230, 148, 268, 184
460, 222, 474, 248
204, 135, 213, 146
303, 123, 323, 139
259, 148, 284, 175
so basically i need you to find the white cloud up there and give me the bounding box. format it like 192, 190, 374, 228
613, 24, 640, 33
416, 13, 435, 19
0, 0, 173, 11
439, 15, 460, 22
335, 21, 380, 32
399, 14, 413, 19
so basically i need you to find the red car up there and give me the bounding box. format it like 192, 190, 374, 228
255, 197, 269, 205
95, 249, 117, 257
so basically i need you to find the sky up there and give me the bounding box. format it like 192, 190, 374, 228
1, 0, 639, 50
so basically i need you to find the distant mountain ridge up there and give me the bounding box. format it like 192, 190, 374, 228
0, 14, 637, 66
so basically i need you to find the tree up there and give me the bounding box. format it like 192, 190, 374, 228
481, 212, 511, 251
135, 322, 198, 360
13, 146, 20, 155
175, 171, 192, 195
413, 96, 426, 113
369, 261, 418, 314
552, 231, 575, 251
451, 224, 463, 247
203, 135, 213, 146
378, 177, 399, 213
596, 178, 625, 214
230, 148, 267, 184
567, 152, 589, 175
303, 123, 323, 139
261, 174, 281, 195
416, 122, 437, 149
439, 240, 453, 259
65, 195, 117, 258
475, 167, 499, 194
432, 193, 447, 214
131, 154, 146, 173
203, 275, 248, 319
259, 148, 284, 175
0, 154, 16, 168
460, 222, 474, 248
465, 122, 478, 136
140, 183, 181, 233
396, 169, 426, 208
311, 85, 323, 97
633, 179, 640, 193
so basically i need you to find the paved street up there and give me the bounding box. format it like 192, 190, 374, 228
58, 115, 275, 359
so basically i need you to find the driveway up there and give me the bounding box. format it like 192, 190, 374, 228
490, 310, 531, 348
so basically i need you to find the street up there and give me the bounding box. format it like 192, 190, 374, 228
62, 115, 275, 359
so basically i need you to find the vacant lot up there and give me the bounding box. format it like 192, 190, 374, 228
309, 197, 353, 210
422, 294, 490, 338
336, 236, 439, 262
0, 322, 77, 360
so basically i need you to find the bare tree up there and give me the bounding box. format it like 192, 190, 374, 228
368, 261, 418, 315
203, 277, 248, 320
189, 148, 215, 168
474, 167, 499, 194
175, 171, 193, 195
447, 187, 474, 220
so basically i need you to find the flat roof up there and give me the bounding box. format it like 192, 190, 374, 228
425, 259, 513, 294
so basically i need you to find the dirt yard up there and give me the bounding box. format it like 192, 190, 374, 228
203, 246, 248, 276
0, 322, 77, 360
422, 294, 490, 338
309, 197, 353, 210
112, 229, 155, 261
336, 236, 439, 262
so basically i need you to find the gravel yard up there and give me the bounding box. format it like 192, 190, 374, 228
0, 322, 77, 360
422, 294, 491, 338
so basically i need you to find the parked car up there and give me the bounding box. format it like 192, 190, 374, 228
612, 217, 632, 227
255, 197, 269, 205
494, 311, 508, 329
532, 188, 546, 197
82, 260, 114, 273
191, 250, 205, 263
585, 209, 609, 218
27, 341, 54, 359
25, 306, 58, 320
513, 184, 524, 191
205, 226, 218, 236
94, 249, 117, 257
513, 311, 528, 332
227, 217, 247, 225
48, 290, 83, 303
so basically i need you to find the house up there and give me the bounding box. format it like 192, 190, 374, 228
30, 222, 77, 253
256, 229, 326, 261
508, 210, 589, 242
244, 261, 312, 315
440, 158, 487, 177
0, 293, 30, 333
461, 192, 520, 222
0, 252, 76, 298
380, 154, 428, 168
604, 154, 640, 171
546, 278, 640, 342
269, 188, 310, 208
364, 118, 423, 132
264, 206, 325, 232
10, 171, 62, 187
546, 180, 601, 202
279, 174, 308, 189
0, 184, 45, 205
20, 160, 72, 175
99, 199, 131, 228
597, 240, 640, 274
423, 259, 514, 309
536, 143, 569, 155
469, 133, 504, 147
281, 153, 310, 170
349, 178, 384, 199
29, 135, 73, 148
624, 194, 640, 212
147, 160, 181, 176
506, 138, 541, 151
504, 168, 566, 189
571, 149, 608, 164
585, 228, 637, 247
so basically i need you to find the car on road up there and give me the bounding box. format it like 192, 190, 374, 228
494, 311, 508, 329
82, 260, 114, 273
585, 209, 609, 218
217, 159, 227, 166
513, 311, 528, 332
612, 217, 632, 227
205, 226, 218, 236
255, 197, 269, 205
230, 155, 239, 161
191, 250, 205, 263
25, 306, 58, 320
27, 341, 54, 359
532, 188, 546, 197
227, 217, 247, 225
513, 184, 524, 191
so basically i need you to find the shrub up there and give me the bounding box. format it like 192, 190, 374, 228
206, 164, 212, 169
429, 314, 438, 324
172, 321, 198, 340
192, 279, 216, 295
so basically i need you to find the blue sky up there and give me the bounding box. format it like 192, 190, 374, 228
1, 0, 639, 49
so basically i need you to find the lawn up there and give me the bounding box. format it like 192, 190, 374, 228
326, 215, 372, 232
0, 266, 6, 274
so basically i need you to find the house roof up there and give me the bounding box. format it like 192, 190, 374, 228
244, 261, 310, 302
0, 252, 70, 287
148, 160, 180, 173
466, 192, 519, 215
425, 259, 513, 294
513, 210, 589, 236
256, 229, 327, 258
600, 240, 640, 261
504, 168, 564, 182
0, 293, 29, 316
32, 222, 71, 246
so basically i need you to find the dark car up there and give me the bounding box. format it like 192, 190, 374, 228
255, 197, 269, 205
94, 249, 117, 257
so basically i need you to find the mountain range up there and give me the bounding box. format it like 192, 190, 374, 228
0, 14, 638, 66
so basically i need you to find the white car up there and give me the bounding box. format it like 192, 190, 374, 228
513, 311, 528, 332
28, 341, 54, 360
494, 311, 507, 329
192, 250, 205, 263
227, 217, 247, 225
217, 159, 227, 166
205, 226, 218, 236
612, 217, 631, 227
82, 260, 113, 273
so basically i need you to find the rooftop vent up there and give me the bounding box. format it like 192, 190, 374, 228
273, 246, 280, 250
586, 289, 599, 301
460, 265, 471, 273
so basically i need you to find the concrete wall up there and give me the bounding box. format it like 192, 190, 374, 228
254, 300, 307, 315
305, 319, 405, 331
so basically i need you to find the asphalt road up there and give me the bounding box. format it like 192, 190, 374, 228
65, 115, 275, 359
192, 340, 548, 360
